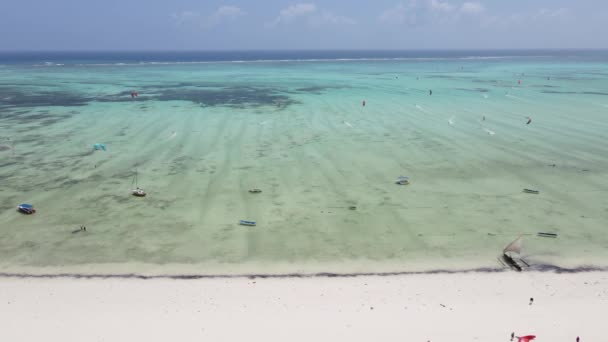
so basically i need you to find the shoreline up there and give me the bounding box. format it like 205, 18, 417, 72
1, 262, 607, 280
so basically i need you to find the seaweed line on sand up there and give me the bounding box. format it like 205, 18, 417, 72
0, 264, 606, 280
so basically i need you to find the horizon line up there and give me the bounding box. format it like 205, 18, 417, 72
1, 47, 608, 53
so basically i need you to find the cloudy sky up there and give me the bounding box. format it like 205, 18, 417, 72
1, 0, 607, 50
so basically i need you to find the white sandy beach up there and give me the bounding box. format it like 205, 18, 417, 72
1, 271, 606, 342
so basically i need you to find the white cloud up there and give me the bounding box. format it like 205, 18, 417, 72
205, 6, 246, 28
539, 8, 568, 17
216, 6, 246, 18
378, 3, 417, 25
269, 3, 317, 26
460, 2, 484, 14
267, 3, 355, 28
378, 1, 462, 26
171, 11, 201, 25
314, 11, 356, 26
479, 7, 570, 30
429, 0, 454, 12
378, 0, 458, 26
171, 6, 246, 29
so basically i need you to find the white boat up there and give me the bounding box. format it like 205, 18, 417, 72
395, 176, 410, 185
131, 169, 146, 197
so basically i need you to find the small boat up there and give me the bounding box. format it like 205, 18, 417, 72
93, 143, 107, 151
501, 236, 526, 272
395, 176, 410, 185
248, 189, 262, 193
17, 203, 36, 215
132, 187, 146, 197
537, 232, 558, 238
131, 168, 146, 197
523, 189, 539, 194
239, 220, 256, 226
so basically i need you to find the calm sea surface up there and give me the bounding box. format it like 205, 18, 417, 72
1, 50, 607, 275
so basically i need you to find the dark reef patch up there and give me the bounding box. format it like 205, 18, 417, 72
0, 87, 91, 108
158, 86, 296, 108
97, 85, 298, 108
454, 87, 489, 93
293, 85, 351, 94
529, 84, 560, 88
583, 91, 608, 96
1, 83, 299, 110
542, 90, 608, 96
471, 79, 503, 84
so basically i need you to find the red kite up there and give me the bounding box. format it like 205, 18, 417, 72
517, 335, 536, 342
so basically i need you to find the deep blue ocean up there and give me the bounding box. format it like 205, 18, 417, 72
1, 49, 608, 65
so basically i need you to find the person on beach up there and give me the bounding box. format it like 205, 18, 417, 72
529, 297, 534, 305
576, 337, 580, 342
511, 332, 515, 341
362, 100, 366, 107
429, 89, 432, 95
526, 117, 532, 125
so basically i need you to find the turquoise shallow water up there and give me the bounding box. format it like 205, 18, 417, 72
1, 52, 608, 274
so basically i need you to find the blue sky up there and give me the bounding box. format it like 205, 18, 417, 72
1, 0, 607, 50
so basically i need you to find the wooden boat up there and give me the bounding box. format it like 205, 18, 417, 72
523, 189, 539, 194
537, 232, 558, 238
239, 220, 256, 226
248, 189, 262, 193
500, 253, 522, 272
501, 235, 527, 272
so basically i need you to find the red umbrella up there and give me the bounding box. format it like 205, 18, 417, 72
517, 335, 536, 342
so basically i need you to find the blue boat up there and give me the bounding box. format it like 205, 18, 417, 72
239, 220, 256, 226
93, 143, 107, 151
17, 203, 36, 214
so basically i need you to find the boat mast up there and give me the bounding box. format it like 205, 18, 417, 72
131, 168, 139, 189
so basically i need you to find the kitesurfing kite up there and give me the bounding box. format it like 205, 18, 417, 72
517, 335, 536, 342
